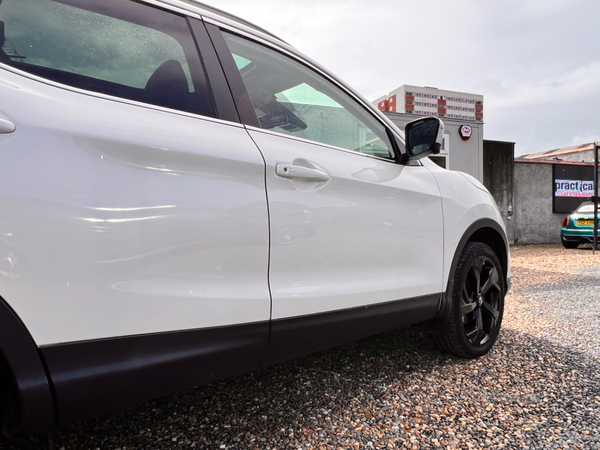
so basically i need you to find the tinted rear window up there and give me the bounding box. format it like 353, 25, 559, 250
577, 204, 595, 214
0, 0, 215, 116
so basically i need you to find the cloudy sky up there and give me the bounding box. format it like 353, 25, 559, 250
201, 0, 600, 156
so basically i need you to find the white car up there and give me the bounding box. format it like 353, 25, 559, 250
0, 0, 510, 438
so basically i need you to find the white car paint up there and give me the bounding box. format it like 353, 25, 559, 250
0, 64, 509, 345
0, 0, 510, 346
249, 129, 445, 319
0, 68, 271, 345
421, 158, 511, 286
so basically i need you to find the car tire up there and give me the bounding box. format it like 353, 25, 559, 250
562, 240, 579, 249
431, 242, 505, 359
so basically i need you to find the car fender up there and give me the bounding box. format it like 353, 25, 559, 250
421, 160, 510, 321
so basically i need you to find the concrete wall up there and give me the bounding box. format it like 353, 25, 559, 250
513, 162, 564, 244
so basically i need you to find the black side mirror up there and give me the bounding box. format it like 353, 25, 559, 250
404, 117, 444, 161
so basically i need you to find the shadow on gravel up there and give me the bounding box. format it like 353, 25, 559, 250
567, 244, 599, 252
2, 325, 599, 449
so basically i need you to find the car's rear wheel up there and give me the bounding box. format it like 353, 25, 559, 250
562, 240, 579, 249
431, 242, 505, 359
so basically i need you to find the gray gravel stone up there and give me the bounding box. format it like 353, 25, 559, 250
2, 244, 599, 449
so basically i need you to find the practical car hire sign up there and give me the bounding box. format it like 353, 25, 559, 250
555, 179, 595, 197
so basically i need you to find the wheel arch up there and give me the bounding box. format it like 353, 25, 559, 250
466, 221, 509, 283
414, 218, 509, 333
0, 297, 55, 437
443, 218, 509, 317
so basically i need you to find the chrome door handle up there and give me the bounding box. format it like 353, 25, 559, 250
0, 118, 15, 134
276, 164, 330, 182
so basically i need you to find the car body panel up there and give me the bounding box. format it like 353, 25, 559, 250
420, 158, 511, 289
249, 128, 445, 320
0, 68, 271, 345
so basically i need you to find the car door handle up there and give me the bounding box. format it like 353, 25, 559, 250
276, 164, 330, 182
0, 118, 15, 134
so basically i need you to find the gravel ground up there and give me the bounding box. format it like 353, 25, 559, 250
3, 244, 600, 450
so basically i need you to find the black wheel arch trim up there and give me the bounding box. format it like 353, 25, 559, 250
443, 218, 508, 318
414, 218, 509, 334
0, 297, 55, 436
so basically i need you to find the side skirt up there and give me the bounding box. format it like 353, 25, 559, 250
265, 294, 440, 366
41, 295, 440, 428
40, 322, 269, 428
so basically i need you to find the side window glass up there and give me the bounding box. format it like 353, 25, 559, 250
222, 32, 393, 159
0, 0, 215, 117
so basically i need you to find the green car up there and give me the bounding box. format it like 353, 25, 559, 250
561, 201, 600, 248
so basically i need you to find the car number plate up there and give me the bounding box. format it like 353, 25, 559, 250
577, 220, 594, 226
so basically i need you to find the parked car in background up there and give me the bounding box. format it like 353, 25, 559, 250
0, 0, 510, 439
561, 201, 600, 248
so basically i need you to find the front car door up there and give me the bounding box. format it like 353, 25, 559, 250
208, 26, 445, 360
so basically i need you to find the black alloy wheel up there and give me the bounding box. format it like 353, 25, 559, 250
460, 252, 502, 347
431, 242, 505, 358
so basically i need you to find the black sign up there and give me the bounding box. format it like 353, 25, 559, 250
553, 165, 595, 213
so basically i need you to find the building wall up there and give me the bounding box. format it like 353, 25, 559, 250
513, 162, 564, 244
375, 85, 483, 122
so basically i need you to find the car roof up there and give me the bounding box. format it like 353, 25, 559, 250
153, 0, 288, 44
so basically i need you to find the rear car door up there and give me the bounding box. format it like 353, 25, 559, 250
0, 0, 270, 425
207, 26, 445, 359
